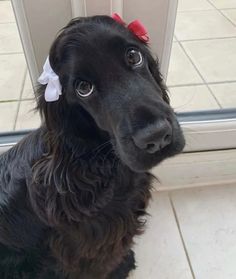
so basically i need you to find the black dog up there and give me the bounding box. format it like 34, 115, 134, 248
0, 16, 185, 278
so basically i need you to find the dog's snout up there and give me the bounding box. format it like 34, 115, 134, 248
132, 119, 172, 154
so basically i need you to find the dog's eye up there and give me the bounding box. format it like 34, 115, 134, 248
76, 81, 94, 97
126, 49, 143, 67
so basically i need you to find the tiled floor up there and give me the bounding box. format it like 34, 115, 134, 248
0, 0, 236, 131
168, 0, 236, 112
131, 183, 236, 279
0, 1, 39, 132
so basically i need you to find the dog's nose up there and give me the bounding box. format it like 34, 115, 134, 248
132, 119, 172, 154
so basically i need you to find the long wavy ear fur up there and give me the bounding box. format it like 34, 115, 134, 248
32, 80, 111, 226
31, 85, 112, 226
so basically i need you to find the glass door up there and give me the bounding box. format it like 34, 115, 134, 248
167, 0, 236, 152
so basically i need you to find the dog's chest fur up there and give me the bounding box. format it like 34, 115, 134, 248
0, 133, 153, 278
47, 166, 152, 278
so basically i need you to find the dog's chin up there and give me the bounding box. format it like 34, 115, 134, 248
113, 137, 185, 173
119, 152, 165, 173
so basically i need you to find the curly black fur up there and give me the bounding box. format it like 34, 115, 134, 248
0, 16, 185, 278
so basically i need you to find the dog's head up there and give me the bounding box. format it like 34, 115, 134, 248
38, 15, 185, 172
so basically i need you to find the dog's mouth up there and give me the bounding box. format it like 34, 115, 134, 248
112, 121, 185, 172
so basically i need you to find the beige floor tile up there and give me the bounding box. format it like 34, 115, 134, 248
171, 184, 236, 279
182, 38, 236, 82
0, 23, 23, 53
209, 82, 236, 108
208, 0, 236, 9
169, 85, 220, 112
22, 71, 35, 100
175, 10, 236, 41
0, 54, 26, 101
167, 43, 203, 86
0, 101, 18, 132
0, 1, 15, 23
178, 0, 214, 11
15, 100, 41, 130
131, 192, 192, 279
222, 9, 236, 24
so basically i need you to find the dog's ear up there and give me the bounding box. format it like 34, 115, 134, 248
35, 84, 67, 133
147, 55, 170, 104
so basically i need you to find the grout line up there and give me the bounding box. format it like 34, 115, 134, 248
177, 9, 215, 13
177, 41, 223, 108
221, 8, 236, 11
168, 80, 236, 88
205, 0, 236, 27
13, 67, 27, 131
168, 83, 205, 88
216, 9, 236, 27
168, 193, 196, 279
204, 0, 221, 10
177, 0, 219, 12
178, 36, 236, 43
0, 21, 16, 25
206, 83, 224, 108
13, 100, 20, 131
0, 21, 16, 24
19, 97, 35, 101
174, 34, 179, 42
178, 7, 236, 14
0, 51, 23, 56
220, 10, 236, 27
0, 99, 20, 103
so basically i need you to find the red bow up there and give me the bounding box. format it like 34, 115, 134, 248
112, 13, 149, 43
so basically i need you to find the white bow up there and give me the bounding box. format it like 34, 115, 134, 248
38, 57, 62, 102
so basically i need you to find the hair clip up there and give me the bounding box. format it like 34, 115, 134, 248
112, 13, 149, 43
38, 57, 62, 102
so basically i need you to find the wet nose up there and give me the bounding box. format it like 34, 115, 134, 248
132, 119, 172, 154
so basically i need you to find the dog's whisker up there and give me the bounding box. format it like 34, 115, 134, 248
90, 141, 112, 162
111, 156, 119, 170
90, 141, 111, 155
91, 140, 111, 153
101, 148, 114, 168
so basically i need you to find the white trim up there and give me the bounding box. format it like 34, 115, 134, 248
0, 146, 15, 154
110, 0, 123, 16
0, 143, 17, 147
151, 149, 236, 191
182, 119, 236, 152
160, 0, 178, 80
84, 0, 87, 16
11, 0, 39, 84
181, 118, 236, 125
70, 0, 87, 17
